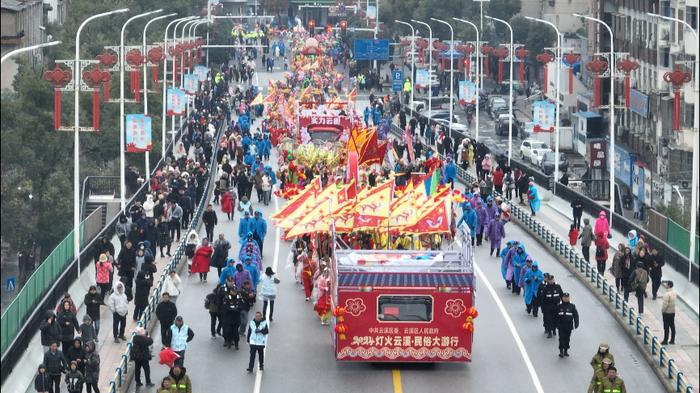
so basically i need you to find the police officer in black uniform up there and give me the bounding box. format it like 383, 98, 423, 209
555, 292, 579, 358
538, 274, 564, 338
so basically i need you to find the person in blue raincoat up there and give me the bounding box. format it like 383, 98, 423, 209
242, 133, 252, 153
244, 151, 255, 168
457, 202, 477, 246
523, 260, 544, 315
252, 211, 267, 254
219, 258, 237, 285
444, 157, 457, 189
372, 105, 382, 126
261, 134, 271, 161
242, 256, 260, 288
264, 166, 276, 186
518, 256, 534, 291
363, 106, 371, 125
500, 240, 515, 288
254, 134, 265, 159
475, 199, 488, 246
527, 181, 540, 216
511, 243, 528, 295
238, 212, 254, 240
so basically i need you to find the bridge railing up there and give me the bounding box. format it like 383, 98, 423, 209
107, 115, 226, 393
389, 123, 693, 393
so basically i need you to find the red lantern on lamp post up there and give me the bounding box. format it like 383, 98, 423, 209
147, 46, 165, 90
494, 46, 509, 83
195, 37, 204, 63
481, 44, 493, 79
82, 66, 110, 130
96, 50, 117, 101
416, 38, 429, 64
125, 49, 146, 102
456, 44, 474, 78
42, 65, 72, 130
562, 53, 580, 95
169, 44, 183, 83
514, 46, 529, 88
663, 66, 692, 131
585, 57, 609, 108
536, 51, 555, 95
616, 58, 639, 109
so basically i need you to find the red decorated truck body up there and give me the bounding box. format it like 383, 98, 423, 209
330, 231, 476, 363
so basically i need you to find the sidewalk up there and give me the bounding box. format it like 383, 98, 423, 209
533, 187, 699, 389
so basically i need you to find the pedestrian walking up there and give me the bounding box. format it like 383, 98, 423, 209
95, 253, 113, 299
83, 342, 100, 393
579, 218, 593, 263
649, 248, 664, 300
83, 285, 102, 337
611, 243, 626, 292
555, 293, 579, 358
134, 271, 151, 321
185, 230, 199, 275
594, 210, 610, 239
34, 364, 52, 393
57, 300, 79, 353
163, 270, 182, 302
205, 288, 221, 339
568, 224, 579, 246
202, 204, 218, 242
599, 367, 627, 393
164, 316, 194, 365
588, 358, 614, 393
191, 238, 214, 282
220, 286, 243, 349
628, 261, 649, 314
166, 364, 192, 393
570, 197, 583, 229
246, 311, 269, 373
108, 281, 129, 343
43, 342, 67, 393
65, 361, 84, 393
158, 218, 172, 257
211, 234, 231, 278
538, 274, 563, 338
168, 202, 184, 242
79, 315, 97, 348
156, 292, 178, 347
261, 267, 280, 321
131, 327, 155, 388
523, 261, 544, 316
527, 182, 540, 216
594, 233, 609, 274
40, 311, 61, 353
661, 281, 676, 345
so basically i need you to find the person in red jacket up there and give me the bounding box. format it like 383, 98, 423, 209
594, 232, 609, 274
191, 238, 214, 283
492, 166, 505, 193
221, 191, 235, 220
568, 224, 579, 246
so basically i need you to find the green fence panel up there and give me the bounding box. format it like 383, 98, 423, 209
667, 219, 700, 263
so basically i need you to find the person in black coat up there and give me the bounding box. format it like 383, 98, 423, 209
34, 364, 52, 393
133, 271, 151, 322
202, 204, 218, 243
57, 301, 79, 353
210, 234, 231, 278
131, 328, 155, 387
40, 311, 61, 352
570, 197, 584, 229
43, 342, 67, 393
649, 249, 664, 300
83, 286, 102, 336
555, 293, 580, 357
65, 337, 86, 374
155, 293, 178, 347
117, 240, 137, 299
141, 258, 158, 288
220, 286, 243, 349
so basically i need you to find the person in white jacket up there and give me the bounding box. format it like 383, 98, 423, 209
163, 270, 181, 302
108, 281, 129, 343
143, 194, 155, 219
260, 267, 280, 321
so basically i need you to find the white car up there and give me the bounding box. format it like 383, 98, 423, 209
519, 139, 549, 161
530, 147, 553, 166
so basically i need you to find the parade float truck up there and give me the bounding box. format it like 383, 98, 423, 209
298, 111, 353, 144
330, 226, 477, 363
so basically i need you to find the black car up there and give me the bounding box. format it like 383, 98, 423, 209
540, 151, 569, 175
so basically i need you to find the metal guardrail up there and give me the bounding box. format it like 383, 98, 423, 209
389, 124, 694, 393
107, 114, 226, 393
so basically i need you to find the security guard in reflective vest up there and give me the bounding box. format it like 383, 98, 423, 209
555, 292, 579, 357
599, 366, 627, 393
588, 357, 613, 393
402, 77, 412, 104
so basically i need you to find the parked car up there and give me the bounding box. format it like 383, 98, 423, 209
540, 151, 569, 175
429, 110, 461, 124
495, 114, 519, 137
529, 147, 552, 167
519, 139, 549, 161
408, 99, 426, 113
488, 97, 507, 119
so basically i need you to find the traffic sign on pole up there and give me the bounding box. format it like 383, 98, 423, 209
392, 69, 403, 92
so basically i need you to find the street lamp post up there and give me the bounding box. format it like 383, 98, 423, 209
430, 18, 454, 142
648, 13, 699, 275
485, 15, 513, 167
395, 20, 415, 110
74, 8, 129, 276
143, 13, 176, 188
411, 19, 433, 126
453, 18, 480, 143
526, 17, 563, 197
573, 14, 616, 228
162, 17, 196, 160
0, 41, 62, 65
120, 10, 163, 212
171, 18, 198, 137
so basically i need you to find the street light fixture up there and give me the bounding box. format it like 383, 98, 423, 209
573, 13, 616, 229
162, 16, 197, 160
395, 20, 415, 110
0, 41, 62, 65
411, 19, 433, 129
430, 18, 455, 142
647, 12, 699, 275
525, 17, 563, 198
171, 17, 199, 136
453, 18, 480, 143
485, 15, 514, 168
73, 8, 130, 277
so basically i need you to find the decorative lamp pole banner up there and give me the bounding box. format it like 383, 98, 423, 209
184, 73, 198, 95
415, 69, 430, 88
532, 100, 555, 132
125, 114, 153, 152
194, 65, 208, 82
458, 80, 477, 103
166, 88, 186, 116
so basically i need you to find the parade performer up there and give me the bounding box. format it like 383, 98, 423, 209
301, 251, 315, 301
313, 268, 332, 325
457, 202, 477, 246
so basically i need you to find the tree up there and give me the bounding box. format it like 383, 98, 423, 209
260, 0, 288, 17
487, 0, 522, 23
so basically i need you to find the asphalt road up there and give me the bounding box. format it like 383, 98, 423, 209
125, 66, 665, 393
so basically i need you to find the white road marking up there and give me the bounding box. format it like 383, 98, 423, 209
252, 170, 280, 393
473, 258, 545, 393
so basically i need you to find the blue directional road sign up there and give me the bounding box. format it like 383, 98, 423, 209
354, 39, 390, 61
6, 277, 16, 292
392, 70, 404, 92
